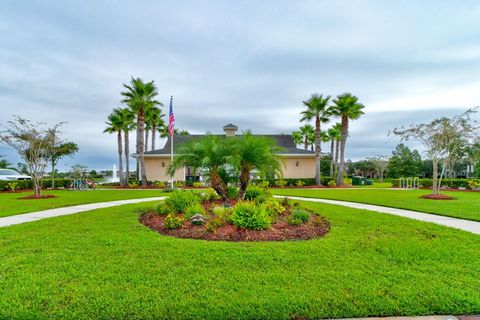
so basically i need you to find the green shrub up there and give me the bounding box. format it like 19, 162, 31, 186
184, 203, 205, 219
128, 181, 138, 188
164, 214, 184, 229
199, 189, 220, 202
275, 179, 287, 187
154, 181, 166, 188
296, 180, 305, 187
205, 217, 224, 232
155, 202, 171, 215
174, 181, 185, 188
212, 206, 233, 222
227, 187, 238, 199
192, 181, 202, 188
287, 208, 310, 226
258, 180, 270, 188
7, 182, 18, 192
262, 199, 285, 219
244, 185, 271, 203
328, 180, 336, 187
165, 190, 200, 213
231, 201, 271, 230
468, 180, 480, 190
280, 196, 290, 208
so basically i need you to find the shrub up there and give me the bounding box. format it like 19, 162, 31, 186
212, 205, 233, 222
205, 217, 224, 232
227, 187, 239, 199
154, 181, 166, 188
184, 203, 205, 219
231, 201, 271, 230
7, 182, 18, 192
328, 180, 336, 187
244, 185, 271, 203
262, 199, 285, 219
155, 202, 171, 215
288, 208, 310, 225
161, 186, 174, 193
296, 180, 305, 187
343, 178, 352, 185
468, 180, 480, 190
199, 189, 220, 202
280, 196, 290, 208
275, 179, 287, 187
164, 214, 184, 229
165, 190, 200, 213
174, 181, 185, 188
128, 181, 138, 188
258, 180, 270, 188
192, 181, 202, 188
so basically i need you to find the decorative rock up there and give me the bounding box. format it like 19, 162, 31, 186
190, 214, 205, 226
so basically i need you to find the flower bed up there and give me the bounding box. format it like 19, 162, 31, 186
140, 188, 330, 242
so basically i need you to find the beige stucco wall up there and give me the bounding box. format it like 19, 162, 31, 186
144, 156, 316, 181
144, 157, 184, 181
280, 157, 316, 179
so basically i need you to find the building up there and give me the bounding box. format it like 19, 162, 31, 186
142, 123, 316, 181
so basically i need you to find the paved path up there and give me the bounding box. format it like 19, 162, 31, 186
0, 197, 165, 228
274, 195, 480, 235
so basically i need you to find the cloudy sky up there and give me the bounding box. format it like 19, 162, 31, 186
1, 1, 480, 170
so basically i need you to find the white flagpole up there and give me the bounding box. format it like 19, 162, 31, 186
170, 96, 174, 189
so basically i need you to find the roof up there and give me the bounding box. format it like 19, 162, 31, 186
143, 134, 316, 156
223, 123, 238, 130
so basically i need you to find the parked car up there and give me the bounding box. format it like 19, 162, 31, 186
0, 169, 31, 181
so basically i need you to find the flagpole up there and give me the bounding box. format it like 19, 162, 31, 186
170, 96, 174, 189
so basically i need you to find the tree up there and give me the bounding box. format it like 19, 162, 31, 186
0, 155, 11, 168
145, 106, 165, 151
169, 135, 233, 201
46, 141, 78, 188
292, 124, 315, 150
104, 108, 126, 187
369, 155, 389, 182
233, 132, 283, 199
327, 123, 341, 177
392, 108, 478, 195
300, 94, 331, 185
116, 108, 136, 183
330, 93, 365, 185
121, 77, 161, 185
159, 126, 189, 138
386, 144, 423, 178
0, 116, 59, 197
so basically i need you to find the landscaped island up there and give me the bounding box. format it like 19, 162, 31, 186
141, 187, 330, 241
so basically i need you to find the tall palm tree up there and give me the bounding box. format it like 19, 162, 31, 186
117, 108, 135, 184
300, 94, 331, 185
233, 131, 283, 199
104, 108, 125, 187
121, 77, 160, 185
331, 93, 365, 185
159, 126, 189, 138
327, 123, 342, 177
169, 135, 232, 201
148, 107, 165, 151
292, 130, 303, 147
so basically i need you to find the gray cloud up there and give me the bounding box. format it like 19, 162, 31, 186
1, 1, 480, 170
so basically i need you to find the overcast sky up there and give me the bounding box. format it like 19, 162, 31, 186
1, 1, 480, 171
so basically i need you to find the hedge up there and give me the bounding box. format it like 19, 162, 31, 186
391, 178, 480, 189
0, 179, 73, 191
252, 177, 334, 187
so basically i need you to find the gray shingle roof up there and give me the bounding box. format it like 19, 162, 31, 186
144, 134, 315, 155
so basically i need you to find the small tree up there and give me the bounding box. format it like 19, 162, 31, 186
0, 155, 11, 168
0, 117, 60, 197
392, 108, 478, 195
45, 125, 78, 189
369, 155, 389, 182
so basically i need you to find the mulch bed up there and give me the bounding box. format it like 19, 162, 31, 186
140, 207, 330, 242
18, 194, 57, 200
420, 194, 456, 200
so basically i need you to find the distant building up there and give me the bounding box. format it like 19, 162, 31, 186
141, 123, 316, 181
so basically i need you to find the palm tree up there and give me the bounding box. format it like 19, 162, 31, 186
104, 108, 126, 187
169, 135, 232, 201
327, 123, 341, 177
159, 126, 189, 138
292, 130, 303, 147
117, 108, 135, 184
300, 94, 331, 185
331, 93, 365, 185
121, 77, 161, 185
148, 107, 165, 151
233, 132, 283, 199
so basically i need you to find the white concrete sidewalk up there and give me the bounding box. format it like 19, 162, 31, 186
0, 197, 165, 228
275, 195, 480, 235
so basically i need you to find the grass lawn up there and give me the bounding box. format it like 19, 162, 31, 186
272, 188, 480, 222
0, 200, 479, 319
0, 190, 166, 218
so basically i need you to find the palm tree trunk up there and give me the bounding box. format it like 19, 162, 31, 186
137, 108, 147, 185
315, 116, 321, 185
336, 116, 349, 186
238, 165, 251, 199
151, 125, 156, 151
329, 140, 334, 177
145, 129, 149, 152
124, 129, 130, 185
304, 136, 308, 150
210, 169, 228, 201
117, 130, 125, 187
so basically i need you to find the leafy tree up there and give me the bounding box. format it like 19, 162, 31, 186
0, 116, 60, 197
292, 124, 315, 150
0, 155, 11, 169
46, 141, 78, 188
104, 108, 126, 187
369, 155, 389, 182
232, 132, 283, 199
330, 93, 365, 185
169, 135, 233, 201
121, 77, 161, 185
351, 159, 376, 177
386, 144, 423, 178
300, 94, 331, 185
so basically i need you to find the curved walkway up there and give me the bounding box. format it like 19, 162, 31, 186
274, 195, 480, 235
0, 196, 165, 228
1, 195, 479, 235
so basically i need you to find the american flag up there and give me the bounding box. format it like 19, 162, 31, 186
168, 96, 175, 136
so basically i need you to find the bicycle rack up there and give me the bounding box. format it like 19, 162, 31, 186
413, 177, 419, 190
399, 177, 405, 189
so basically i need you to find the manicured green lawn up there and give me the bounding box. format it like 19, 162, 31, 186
272, 188, 480, 221
0, 190, 166, 218
0, 200, 479, 319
